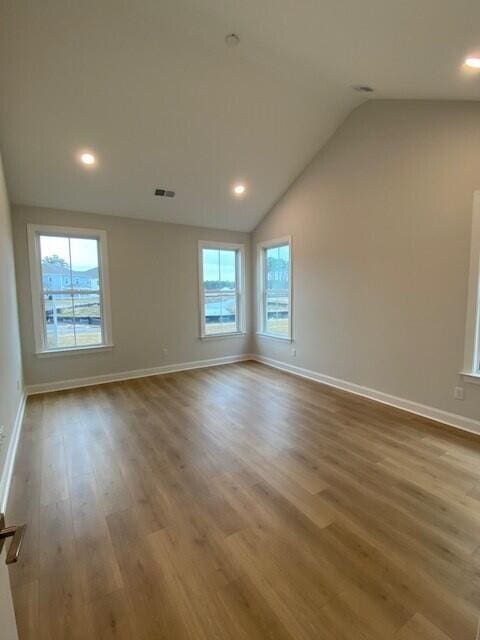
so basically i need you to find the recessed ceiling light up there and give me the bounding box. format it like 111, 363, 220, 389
233, 184, 246, 196
465, 57, 480, 68
80, 152, 96, 165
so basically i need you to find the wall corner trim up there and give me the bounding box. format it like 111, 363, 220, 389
25, 354, 255, 395
252, 355, 480, 437
0, 391, 27, 513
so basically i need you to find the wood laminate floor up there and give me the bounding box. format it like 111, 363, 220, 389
6, 361, 480, 639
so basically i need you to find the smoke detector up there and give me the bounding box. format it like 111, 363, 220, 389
225, 33, 240, 47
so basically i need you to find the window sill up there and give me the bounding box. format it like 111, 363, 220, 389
200, 332, 246, 340
35, 343, 114, 358
461, 370, 480, 385
256, 332, 293, 343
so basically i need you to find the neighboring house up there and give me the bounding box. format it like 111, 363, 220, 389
42, 262, 99, 290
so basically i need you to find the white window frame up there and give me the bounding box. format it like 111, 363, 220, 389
198, 240, 246, 339
27, 224, 113, 356
257, 236, 292, 342
462, 192, 480, 382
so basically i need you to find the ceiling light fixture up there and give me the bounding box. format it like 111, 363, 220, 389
80, 152, 96, 165
233, 184, 246, 196
465, 57, 480, 68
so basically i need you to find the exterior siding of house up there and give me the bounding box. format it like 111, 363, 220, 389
42, 266, 99, 291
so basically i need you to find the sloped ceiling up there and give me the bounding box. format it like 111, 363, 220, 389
1, 0, 480, 231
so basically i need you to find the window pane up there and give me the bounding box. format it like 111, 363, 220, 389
264, 244, 290, 336
203, 249, 221, 290
39, 233, 105, 350
266, 245, 289, 291
219, 250, 236, 290
204, 294, 237, 335
70, 238, 100, 291
73, 293, 103, 346
40, 235, 71, 292
44, 293, 76, 349
202, 247, 239, 335
266, 292, 289, 336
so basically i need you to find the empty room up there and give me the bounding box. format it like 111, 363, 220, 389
1, 1, 480, 638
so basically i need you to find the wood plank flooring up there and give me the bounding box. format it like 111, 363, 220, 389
6, 361, 480, 639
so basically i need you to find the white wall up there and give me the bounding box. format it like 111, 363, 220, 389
12, 205, 251, 388
0, 152, 22, 640
0, 154, 23, 502
253, 100, 480, 423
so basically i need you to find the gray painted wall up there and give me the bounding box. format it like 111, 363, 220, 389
12, 206, 251, 386
0, 155, 23, 479
253, 100, 480, 422
0, 153, 22, 640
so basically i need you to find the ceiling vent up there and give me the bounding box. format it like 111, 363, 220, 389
352, 85, 374, 93
154, 188, 175, 197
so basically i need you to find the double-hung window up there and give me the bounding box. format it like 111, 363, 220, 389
28, 225, 112, 354
462, 193, 480, 380
258, 237, 292, 340
198, 241, 245, 337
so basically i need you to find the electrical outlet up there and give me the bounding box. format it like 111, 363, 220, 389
16, 379, 20, 391
162, 347, 168, 357
454, 386, 464, 401
291, 348, 296, 357
0, 425, 5, 453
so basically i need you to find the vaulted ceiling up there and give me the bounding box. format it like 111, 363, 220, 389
1, 0, 480, 231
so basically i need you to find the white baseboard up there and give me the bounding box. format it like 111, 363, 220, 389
26, 354, 255, 395
24, 352, 480, 437
252, 354, 480, 437
0, 391, 26, 513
